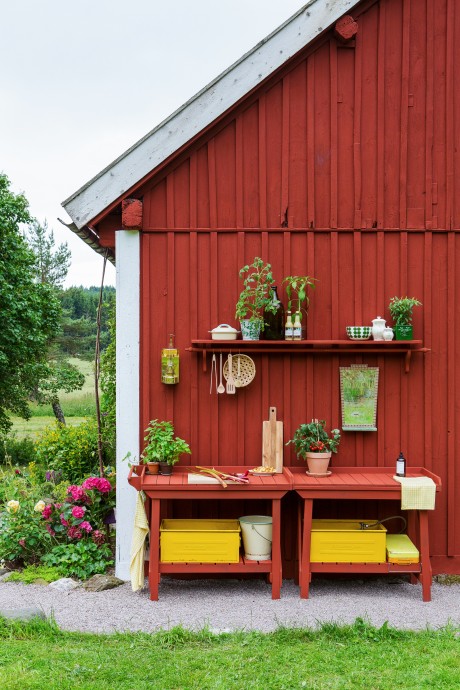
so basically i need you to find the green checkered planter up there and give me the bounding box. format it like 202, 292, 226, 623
346, 326, 372, 340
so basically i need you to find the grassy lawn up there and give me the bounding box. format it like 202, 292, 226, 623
9, 358, 96, 439
0, 617, 458, 689
8, 416, 88, 440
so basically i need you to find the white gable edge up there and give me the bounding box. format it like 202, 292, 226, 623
62, 0, 358, 229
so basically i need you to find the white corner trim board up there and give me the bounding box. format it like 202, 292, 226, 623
62, 0, 358, 229
115, 230, 140, 580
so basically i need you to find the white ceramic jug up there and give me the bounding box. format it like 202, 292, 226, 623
371, 316, 386, 341
382, 326, 394, 341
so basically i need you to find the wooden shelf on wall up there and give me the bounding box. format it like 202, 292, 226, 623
186, 340, 428, 373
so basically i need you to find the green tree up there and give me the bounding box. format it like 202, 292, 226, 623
26, 219, 71, 287
99, 295, 116, 463
0, 174, 60, 432
25, 218, 84, 424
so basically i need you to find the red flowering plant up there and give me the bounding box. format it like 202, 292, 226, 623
41, 476, 115, 546
287, 419, 341, 457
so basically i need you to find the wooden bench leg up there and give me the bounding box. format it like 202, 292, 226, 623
300, 499, 313, 598
419, 510, 432, 602
271, 499, 282, 599
149, 499, 160, 601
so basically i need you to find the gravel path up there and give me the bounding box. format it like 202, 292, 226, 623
1, 577, 459, 634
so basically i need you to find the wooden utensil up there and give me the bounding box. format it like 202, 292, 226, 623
226, 353, 236, 394
217, 353, 225, 394
262, 406, 283, 473
210, 354, 217, 394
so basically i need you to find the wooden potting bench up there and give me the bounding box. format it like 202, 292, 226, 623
128, 466, 291, 600
286, 466, 441, 602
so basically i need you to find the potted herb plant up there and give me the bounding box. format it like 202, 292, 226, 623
282, 275, 317, 338
142, 420, 191, 476
388, 296, 422, 340
287, 419, 341, 475
235, 257, 277, 340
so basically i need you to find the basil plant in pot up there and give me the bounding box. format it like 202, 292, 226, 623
235, 257, 277, 340
388, 296, 422, 340
142, 419, 191, 476
287, 419, 341, 475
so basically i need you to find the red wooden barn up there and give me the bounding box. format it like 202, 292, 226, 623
63, 0, 460, 582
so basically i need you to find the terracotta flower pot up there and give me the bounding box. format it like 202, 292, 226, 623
305, 451, 332, 475
146, 462, 159, 475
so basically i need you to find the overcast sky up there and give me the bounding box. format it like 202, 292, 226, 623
1, 0, 305, 287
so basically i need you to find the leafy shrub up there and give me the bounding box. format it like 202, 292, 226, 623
0, 499, 52, 565
42, 541, 113, 580
5, 564, 62, 584
0, 464, 45, 507
35, 420, 99, 483
0, 436, 36, 466
40, 476, 115, 543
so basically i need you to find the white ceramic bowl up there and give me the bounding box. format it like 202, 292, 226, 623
346, 326, 372, 340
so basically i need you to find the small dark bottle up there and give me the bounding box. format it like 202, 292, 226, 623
396, 451, 406, 477
264, 285, 285, 340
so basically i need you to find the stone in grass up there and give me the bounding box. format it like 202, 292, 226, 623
82, 574, 124, 592
0, 607, 46, 621
49, 578, 81, 592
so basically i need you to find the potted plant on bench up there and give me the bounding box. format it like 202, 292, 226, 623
388, 296, 422, 340
142, 419, 191, 475
287, 419, 341, 475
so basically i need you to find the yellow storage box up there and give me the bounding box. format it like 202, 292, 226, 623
160, 519, 241, 563
386, 534, 419, 564
310, 519, 387, 563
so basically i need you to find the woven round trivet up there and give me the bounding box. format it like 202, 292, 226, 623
223, 354, 256, 388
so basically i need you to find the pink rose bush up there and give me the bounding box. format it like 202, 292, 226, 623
41, 475, 115, 545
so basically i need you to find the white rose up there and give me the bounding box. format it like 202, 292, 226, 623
6, 500, 20, 514
34, 500, 46, 513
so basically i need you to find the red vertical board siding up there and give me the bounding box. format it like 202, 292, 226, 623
288, 62, 308, 226
313, 43, 331, 228
137, 0, 460, 568
214, 124, 236, 228
242, 104, 260, 228
454, 1, 460, 228
265, 82, 283, 228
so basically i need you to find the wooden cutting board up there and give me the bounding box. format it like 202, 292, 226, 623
262, 407, 283, 473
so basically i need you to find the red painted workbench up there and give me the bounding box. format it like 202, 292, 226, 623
285, 467, 442, 602
128, 466, 291, 600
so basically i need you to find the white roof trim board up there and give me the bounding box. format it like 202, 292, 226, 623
62, 0, 358, 229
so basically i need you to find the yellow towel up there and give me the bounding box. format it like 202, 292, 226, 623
393, 476, 436, 510
130, 491, 149, 591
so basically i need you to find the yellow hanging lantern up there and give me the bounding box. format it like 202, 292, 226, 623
161, 334, 179, 384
